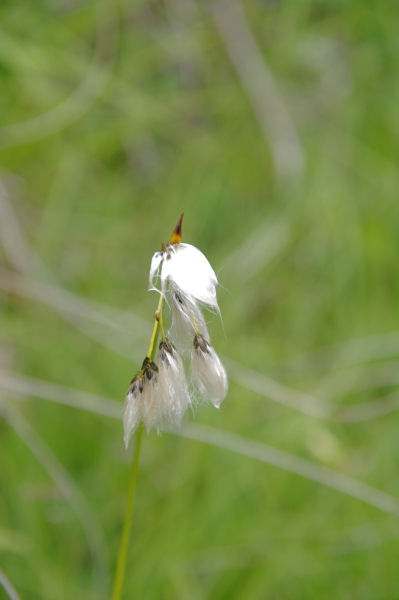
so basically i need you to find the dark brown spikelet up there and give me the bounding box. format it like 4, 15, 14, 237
170, 213, 184, 245
193, 333, 211, 354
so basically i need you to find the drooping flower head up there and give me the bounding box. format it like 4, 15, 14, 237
123, 214, 228, 447
157, 340, 190, 423
191, 333, 228, 409
149, 214, 219, 311
124, 357, 159, 446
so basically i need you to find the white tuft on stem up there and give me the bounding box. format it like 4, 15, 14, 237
149, 242, 219, 310
157, 340, 190, 428
191, 333, 228, 408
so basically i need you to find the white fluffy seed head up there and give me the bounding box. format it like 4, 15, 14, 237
141, 376, 161, 434
191, 333, 228, 408
148, 251, 164, 292
123, 344, 191, 444
157, 340, 190, 429
149, 243, 219, 310
123, 358, 160, 444
169, 290, 209, 352
128, 229, 227, 446
123, 376, 143, 448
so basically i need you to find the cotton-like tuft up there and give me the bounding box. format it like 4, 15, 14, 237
191, 333, 228, 408
149, 243, 219, 310
123, 344, 191, 444
123, 377, 143, 448
157, 340, 190, 429
169, 290, 209, 351
125, 218, 227, 446
123, 358, 159, 446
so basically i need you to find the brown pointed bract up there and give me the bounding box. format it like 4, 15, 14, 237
170, 213, 184, 244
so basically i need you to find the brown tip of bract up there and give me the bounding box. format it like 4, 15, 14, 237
170, 213, 184, 244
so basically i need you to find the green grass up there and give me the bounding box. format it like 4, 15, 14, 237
1, 1, 399, 598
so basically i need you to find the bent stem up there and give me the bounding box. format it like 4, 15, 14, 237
111, 294, 164, 600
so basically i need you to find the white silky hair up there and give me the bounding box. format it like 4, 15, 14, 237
123, 237, 227, 445
149, 243, 219, 311
148, 251, 164, 292
169, 290, 210, 353
191, 334, 228, 409
157, 341, 190, 429
141, 377, 162, 433
124, 343, 191, 444
123, 383, 142, 448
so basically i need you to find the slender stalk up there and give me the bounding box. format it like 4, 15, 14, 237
158, 301, 166, 341
111, 294, 164, 600
111, 423, 143, 600
147, 295, 164, 360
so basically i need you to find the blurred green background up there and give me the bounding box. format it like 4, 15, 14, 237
1, 0, 399, 598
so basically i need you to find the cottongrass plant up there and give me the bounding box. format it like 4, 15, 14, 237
111, 214, 227, 600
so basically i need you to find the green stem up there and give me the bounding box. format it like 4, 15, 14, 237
146, 295, 164, 359
111, 294, 164, 600
111, 423, 143, 600
159, 302, 166, 341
